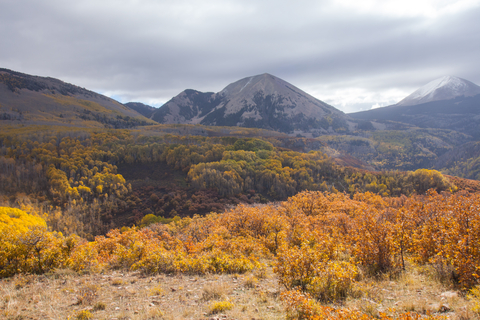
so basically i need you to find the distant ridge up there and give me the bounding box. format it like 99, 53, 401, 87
151, 73, 353, 135
397, 76, 480, 106
124, 102, 157, 118
0, 68, 154, 128
349, 76, 480, 138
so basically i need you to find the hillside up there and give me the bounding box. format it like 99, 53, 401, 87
2, 124, 474, 236
313, 128, 472, 171
151, 73, 353, 135
349, 76, 480, 138
350, 94, 480, 138
0, 68, 155, 128
435, 141, 480, 180
345, 76, 480, 175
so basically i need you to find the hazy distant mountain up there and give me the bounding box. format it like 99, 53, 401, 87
0, 68, 154, 128
124, 102, 157, 118
397, 76, 480, 106
151, 73, 352, 135
349, 76, 480, 138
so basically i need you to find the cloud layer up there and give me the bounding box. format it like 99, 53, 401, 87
1, 0, 479, 112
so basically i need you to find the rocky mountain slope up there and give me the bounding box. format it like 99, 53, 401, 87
151, 73, 353, 135
0, 68, 154, 128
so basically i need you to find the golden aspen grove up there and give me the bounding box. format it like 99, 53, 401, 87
2, 125, 480, 319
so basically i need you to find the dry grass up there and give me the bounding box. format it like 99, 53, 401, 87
0, 268, 283, 320
343, 265, 480, 319
0, 264, 478, 320
201, 282, 229, 302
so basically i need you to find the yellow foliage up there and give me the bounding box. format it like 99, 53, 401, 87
74, 310, 93, 320
468, 285, 480, 313
275, 228, 357, 302
208, 300, 234, 314
0, 207, 46, 232
0, 207, 67, 277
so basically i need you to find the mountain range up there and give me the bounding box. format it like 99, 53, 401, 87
150, 73, 353, 135
3, 67, 480, 178
3, 68, 479, 139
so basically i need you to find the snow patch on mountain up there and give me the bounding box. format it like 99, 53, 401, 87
397, 76, 480, 106
239, 76, 253, 92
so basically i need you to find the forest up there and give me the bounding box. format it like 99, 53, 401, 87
2, 124, 480, 319
0, 125, 462, 238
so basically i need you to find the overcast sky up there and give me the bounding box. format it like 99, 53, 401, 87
1, 0, 479, 113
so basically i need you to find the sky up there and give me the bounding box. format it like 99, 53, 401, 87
1, 0, 480, 113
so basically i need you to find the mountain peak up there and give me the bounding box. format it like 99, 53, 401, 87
151, 73, 351, 135
219, 73, 287, 96
397, 76, 480, 106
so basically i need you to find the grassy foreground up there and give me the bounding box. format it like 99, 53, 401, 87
1, 264, 478, 320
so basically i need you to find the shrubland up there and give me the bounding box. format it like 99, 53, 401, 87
3, 190, 480, 318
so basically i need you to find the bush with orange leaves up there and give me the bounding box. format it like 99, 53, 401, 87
278, 190, 480, 294
5, 188, 480, 301
274, 225, 358, 302
407, 191, 480, 289
274, 192, 360, 302
281, 290, 447, 320
67, 218, 265, 275
217, 204, 288, 255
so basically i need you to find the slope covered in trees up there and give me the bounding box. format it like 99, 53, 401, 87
0, 68, 156, 128
0, 125, 465, 238
315, 128, 472, 172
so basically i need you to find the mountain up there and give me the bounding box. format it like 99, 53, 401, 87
124, 102, 157, 118
151, 73, 353, 135
349, 76, 480, 138
0, 68, 155, 128
397, 76, 480, 106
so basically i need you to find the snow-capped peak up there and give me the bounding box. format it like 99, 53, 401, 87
396, 76, 480, 106
410, 76, 466, 99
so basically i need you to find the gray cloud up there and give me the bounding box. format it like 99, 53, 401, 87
1, 0, 479, 111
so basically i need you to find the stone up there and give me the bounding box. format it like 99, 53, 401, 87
440, 291, 458, 298
429, 303, 451, 313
